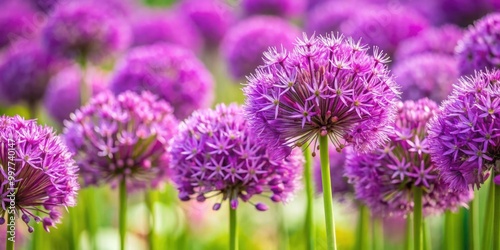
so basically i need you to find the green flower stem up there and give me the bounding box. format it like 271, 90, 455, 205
303, 146, 315, 250
414, 187, 423, 250
423, 219, 431, 250
444, 211, 456, 250
372, 216, 384, 250
119, 178, 127, 250
229, 205, 238, 250
85, 188, 99, 250
493, 182, 500, 250
470, 193, 480, 250
278, 205, 289, 250
68, 207, 78, 250
77, 52, 90, 105
405, 215, 413, 250
146, 190, 157, 250
319, 135, 337, 250
483, 177, 495, 250
356, 205, 370, 250
27, 102, 38, 120
6, 213, 14, 250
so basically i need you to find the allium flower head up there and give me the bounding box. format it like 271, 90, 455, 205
428, 69, 500, 190
244, 33, 400, 159
395, 25, 463, 61
43, 65, 108, 124
42, 0, 131, 61
63, 91, 178, 190
130, 9, 201, 52
0, 40, 64, 105
305, 1, 360, 36
0, 1, 38, 49
341, 5, 429, 56
314, 146, 352, 200
179, 0, 235, 48
171, 103, 304, 211
392, 53, 458, 102
221, 16, 300, 79
241, 0, 306, 18
0, 115, 79, 232
109, 43, 214, 120
456, 13, 500, 76
345, 99, 473, 216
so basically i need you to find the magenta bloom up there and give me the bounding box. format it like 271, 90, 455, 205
0, 115, 79, 232
41, 0, 131, 61
244, 34, 400, 159
43, 65, 108, 124
179, 0, 235, 48
171, 104, 304, 211
341, 5, 429, 56
305, 1, 361, 36
395, 25, 463, 61
456, 13, 500, 76
0, 1, 38, 49
130, 9, 201, 52
63, 91, 178, 190
241, 0, 306, 18
221, 16, 300, 79
428, 70, 500, 191
392, 53, 458, 102
313, 146, 352, 200
109, 43, 214, 119
345, 99, 473, 216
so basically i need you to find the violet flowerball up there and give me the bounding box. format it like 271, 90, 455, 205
345, 99, 473, 216
63, 91, 178, 190
0, 1, 38, 49
43, 65, 108, 124
395, 25, 463, 61
0, 40, 64, 106
171, 103, 304, 211
109, 43, 214, 120
42, 0, 131, 61
428, 69, 500, 191
179, 0, 235, 48
244, 34, 400, 159
313, 146, 352, 200
241, 0, 306, 18
305, 1, 360, 36
221, 16, 300, 79
0, 115, 79, 232
392, 53, 458, 102
341, 5, 429, 56
456, 13, 500, 76
130, 10, 201, 52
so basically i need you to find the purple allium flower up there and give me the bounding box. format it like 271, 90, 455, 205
171, 103, 304, 211
43, 65, 108, 124
428, 70, 500, 191
313, 145, 352, 200
0, 1, 39, 49
221, 16, 300, 79
341, 5, 429, 56
456, 13, 500, 76
130, 9, 201, 52
305, 1, 361, 36
392, 53, 458, 102
41, 0, 131, 61
109, 43, 214, 120
434, 0, 490, 26
241, 0, 306, 18
0, 40, 64, 106
179, 0, 235, 48
24, 0, 58, 13
243, 33, 400, 159
63, 91, 178, 190
345, 99, 473, 216
395, 25, 463, 62
0, 115, 79, 232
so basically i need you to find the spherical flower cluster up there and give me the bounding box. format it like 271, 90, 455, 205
63, 91, 178, 190
392, 53, 458, 102
305, 1, 359, 36
428, 70, 500, 190
0, 115, 79, 232
171, 103, 304, 211
0, 40, 64, 106
395, 25, 463, 61
0, 1, 38, 49
109, 43, 214, 119
341, 5, 429, 56
314, 145, 352, 200
241, 0, 306, 18
435, 0, 490, 26
244, 33, 400, 160
221, 16, 300, 79
25, 0, 59, 13
42, 0, 131, 61
345, 99, 473, 216
456, 13, 500, 76
43, 65, 108, 124
179, 0, 235, 48
130, 10, 201, 52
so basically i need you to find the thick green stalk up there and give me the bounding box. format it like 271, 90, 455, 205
356, 205, 370, 250
229, 205, 238, 250
483, 178, 495, 250
372, 216, 384, 250
423, 219, 431, 250
405, 216, 413, 250
303, 146, 315, 250
119, 179, 127, 250
493, 183, 500, 250
414, 187, 423, 250
470, 193, 480, 250
6, 214, 14, 250
146, 190, 157, 250
319, 136, 337, 250
85, 188, 99, 250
